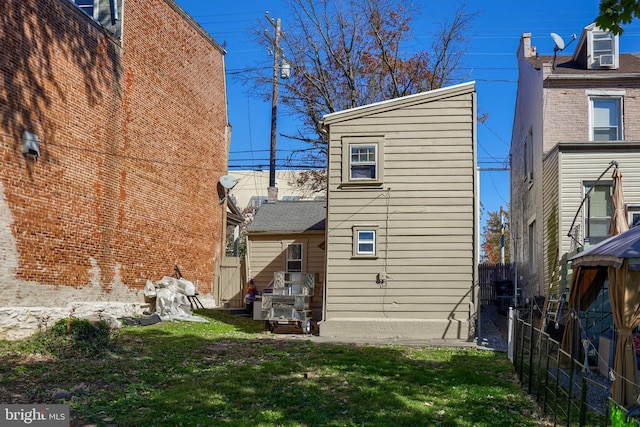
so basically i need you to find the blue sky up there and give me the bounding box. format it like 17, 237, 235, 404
175, 0, 640, 230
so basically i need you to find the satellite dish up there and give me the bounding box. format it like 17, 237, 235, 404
220, 175, 239, 190
551, 33, 565, 51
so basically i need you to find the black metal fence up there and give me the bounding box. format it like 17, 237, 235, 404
513, 315, 640, 426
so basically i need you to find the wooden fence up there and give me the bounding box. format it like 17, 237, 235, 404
479, 263, 516, 305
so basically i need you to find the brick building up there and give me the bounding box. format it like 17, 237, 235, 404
0, 0, 229, 318
510, 24, 640, 316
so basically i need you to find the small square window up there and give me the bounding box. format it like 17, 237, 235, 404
352, 225, 379, 258
357, 231, 375, 254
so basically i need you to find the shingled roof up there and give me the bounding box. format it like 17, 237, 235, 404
247, 200, 326, 233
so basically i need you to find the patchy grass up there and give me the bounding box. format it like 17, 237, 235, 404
0, 310, 549, 426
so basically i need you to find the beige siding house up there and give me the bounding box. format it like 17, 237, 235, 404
246, 200, 326, 322
320, 82, 479, 341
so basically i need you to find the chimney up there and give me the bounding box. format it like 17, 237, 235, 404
520, 33, 536, 58
268, 186, 278, 202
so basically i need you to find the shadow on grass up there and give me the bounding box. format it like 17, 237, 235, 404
0, 321, 542, 427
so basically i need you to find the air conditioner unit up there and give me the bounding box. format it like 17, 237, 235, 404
599, 54, 615, 68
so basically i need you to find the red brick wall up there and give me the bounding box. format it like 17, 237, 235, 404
0, 0, 228, 305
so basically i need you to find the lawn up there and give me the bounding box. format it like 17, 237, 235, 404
0, 310, 549, 426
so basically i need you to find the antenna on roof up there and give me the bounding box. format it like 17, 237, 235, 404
550, 33, 577, 70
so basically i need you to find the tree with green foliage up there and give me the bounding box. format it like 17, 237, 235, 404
482, 208, 510, 264
596, 0, 640, 34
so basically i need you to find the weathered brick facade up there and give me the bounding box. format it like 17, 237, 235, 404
0, 0, 228, 308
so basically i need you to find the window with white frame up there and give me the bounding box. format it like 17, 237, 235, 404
590, 97, 622, 141
593, 32, 614, 57
342, 136, 384, 185
587, 28, 619, 69
351, 145, 377, 180
584, 182, 613, 244
627, 204, 640, 228
286, 243, 303, 272
352, 225, 379, 257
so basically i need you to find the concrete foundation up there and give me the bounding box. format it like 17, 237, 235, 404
318, 318, 474, 342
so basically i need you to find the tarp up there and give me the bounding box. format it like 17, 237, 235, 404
144, 276, 207, 323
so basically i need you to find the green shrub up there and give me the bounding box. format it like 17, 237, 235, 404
24, 317, 112, 359
610, 401, 640, 426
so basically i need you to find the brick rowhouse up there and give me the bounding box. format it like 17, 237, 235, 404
0, 0, 229, 307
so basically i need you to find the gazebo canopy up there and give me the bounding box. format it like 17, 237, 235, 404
570, 224, 640, 270
567, 225, 640, 407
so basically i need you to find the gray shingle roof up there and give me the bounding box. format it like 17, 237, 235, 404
247, 200, 326, 233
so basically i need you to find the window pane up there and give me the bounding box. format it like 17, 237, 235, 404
73, 0, 95, 16
593, 99, 619, 125
357, 230, 375, 255
592, 98, 621, 141
594, 127, 618, 141
351, 165, 376, 179
585, 184, 612, 243
287, 261, 302, 272
593, 33, 613, 55
286, 244, 302, 272
350, 144, 377, 180
287, 244, 302, 260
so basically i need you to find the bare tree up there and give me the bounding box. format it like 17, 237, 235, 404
239, 0, 477, 191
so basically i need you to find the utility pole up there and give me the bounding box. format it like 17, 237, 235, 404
500, 206, 505, 265
265, 13, 281, 201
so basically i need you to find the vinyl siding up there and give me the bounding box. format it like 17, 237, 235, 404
322, 82, 478, 339
558, 149, 640, 258
246, 232, 325, 319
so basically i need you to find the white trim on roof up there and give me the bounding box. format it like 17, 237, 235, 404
323, 81, 476, 124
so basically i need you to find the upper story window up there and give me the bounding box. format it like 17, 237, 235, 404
341, 136, 384, 186
69, 0, 121, 38
589, 95, 623, 141
351, 145, 377, 180
72, 0, 97, 19
588, 28, 619, 69
593, 32, 614, 57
